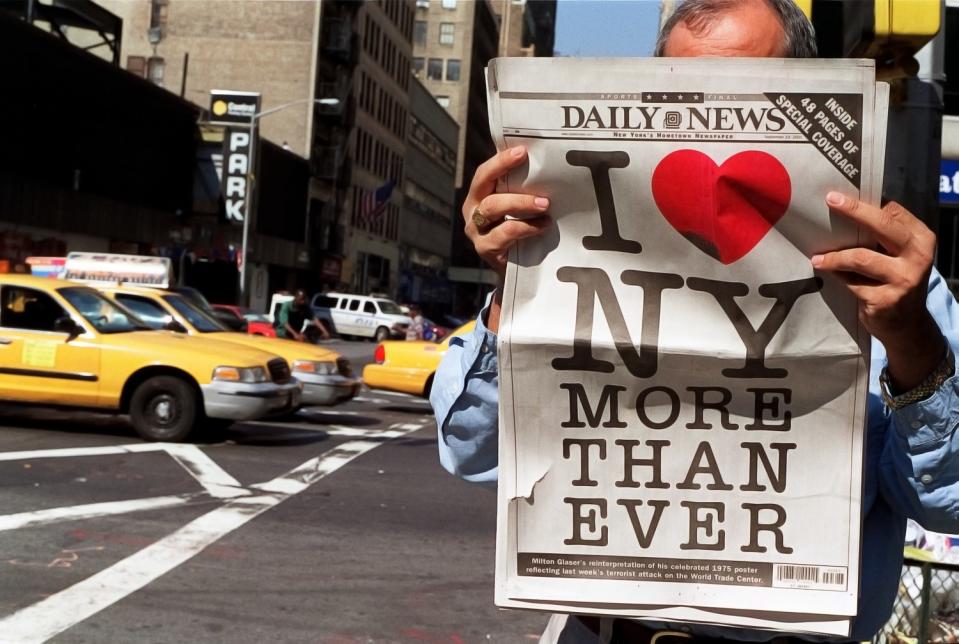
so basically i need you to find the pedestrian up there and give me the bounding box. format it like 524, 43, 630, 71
430, 0, 959, 642
406, 303, 425, 341
275, 288, 330, 342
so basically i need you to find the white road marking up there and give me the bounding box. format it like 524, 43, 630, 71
0, 493, 210, 532
161, 444, 247, 499
0, 443, 166, 462
0, 430, 418, 643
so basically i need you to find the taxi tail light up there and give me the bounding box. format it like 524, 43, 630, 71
374, 344, 385, 364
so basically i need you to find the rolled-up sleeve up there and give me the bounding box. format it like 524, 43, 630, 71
430, 305, 501, 486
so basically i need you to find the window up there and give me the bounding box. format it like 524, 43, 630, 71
436, 95, 450, 108
446, 59, 461, 81
427, 58, 443, 80
60, 288, 145, 334
1, 287, 66, 332
412, 57, 424, 75
363, 301, 376, 314
162, 295, 223, 333
413, 20, 427, 46
348, 299, 361, 312
147, 57, 165, 85
127, 56, 146, 78
442, 0, 457, 8
114, 294, 172, 329
150, 0, 168, 29
439, 23, 454, 45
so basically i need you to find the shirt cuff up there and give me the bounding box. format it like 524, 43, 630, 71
892, 353, 959, 449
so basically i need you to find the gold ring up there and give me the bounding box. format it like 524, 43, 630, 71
471, 206, 490, 232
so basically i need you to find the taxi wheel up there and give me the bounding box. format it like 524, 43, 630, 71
130, 376, 198, 442
374, 326, 390, 343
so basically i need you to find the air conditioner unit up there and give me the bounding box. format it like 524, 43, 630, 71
147, 27, 163, 45
416, 0, 429, 8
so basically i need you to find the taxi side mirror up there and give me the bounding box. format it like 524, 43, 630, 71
164, 319, 187, 333
54, 316, 81, 339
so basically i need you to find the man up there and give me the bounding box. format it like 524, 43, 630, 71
431, 0, 959, 642
406, 303, 426, 341
276, 289, 330, 342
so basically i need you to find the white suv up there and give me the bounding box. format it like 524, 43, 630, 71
310, 292, 412, 342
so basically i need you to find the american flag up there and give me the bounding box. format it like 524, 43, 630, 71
361, 181, 395, 223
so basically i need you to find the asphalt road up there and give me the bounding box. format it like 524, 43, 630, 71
0, 339, 549, 643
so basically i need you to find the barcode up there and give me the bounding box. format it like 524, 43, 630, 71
822, 571, 846, 585
777, 565, 819, 582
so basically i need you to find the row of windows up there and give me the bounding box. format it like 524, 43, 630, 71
413, 57, 460, 82
350, 186, 400, 241
358, 71, 407, 141
413, 21, 456, 46
355, 127, 404, 187
375, 0, 415, 43
363, 13, 410, 92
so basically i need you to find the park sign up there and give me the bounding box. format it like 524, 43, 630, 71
208, 90, 260, 125
489, 58, 888, 636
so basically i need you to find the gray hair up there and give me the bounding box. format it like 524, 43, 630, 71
653, 0, 817, 58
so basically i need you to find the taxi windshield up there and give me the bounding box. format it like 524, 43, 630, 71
58, 287, 150, 334
162, 294, 226, 333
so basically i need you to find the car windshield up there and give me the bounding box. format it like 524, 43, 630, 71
377, 299, 402, 315
58, 287, 151, 334
173, 287, 215, 313
162, 294, 227, 333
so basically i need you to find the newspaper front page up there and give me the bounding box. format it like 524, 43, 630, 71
490, 58, 886, 635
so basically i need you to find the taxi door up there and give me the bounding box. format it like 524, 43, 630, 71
0, 285, 101, 406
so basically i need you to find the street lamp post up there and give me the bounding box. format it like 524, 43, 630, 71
238, 97, 340, 307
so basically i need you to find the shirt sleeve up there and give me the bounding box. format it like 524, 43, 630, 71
878, 267, 959, 533
430, 299, 500, 486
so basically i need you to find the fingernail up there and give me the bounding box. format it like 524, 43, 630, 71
534, 197, 549, 209
811, 254, 824, 268
826, 192, 844, 207
510, 146, 526, 158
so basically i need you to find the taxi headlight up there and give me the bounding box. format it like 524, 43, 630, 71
292, 360, 337, 375
213, 366, 269, 383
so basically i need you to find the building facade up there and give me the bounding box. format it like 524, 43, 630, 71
412, 0, 555, 315
400, 78, 459, 317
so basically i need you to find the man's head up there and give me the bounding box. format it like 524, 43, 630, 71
293, 289, 308, 307
409, 303, 421, 316
654, 0, 816, 59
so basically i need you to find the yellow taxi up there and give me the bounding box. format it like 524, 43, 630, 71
98, 285, 361, 406
362, 321, 475, 397
0, 274, 301, 441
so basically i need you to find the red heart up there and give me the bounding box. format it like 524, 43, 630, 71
651, 150, 791, 265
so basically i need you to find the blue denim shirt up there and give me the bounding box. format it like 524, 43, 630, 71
431, 269, 959, 642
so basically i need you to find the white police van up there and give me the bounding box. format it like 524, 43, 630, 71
309, 292, 411, 342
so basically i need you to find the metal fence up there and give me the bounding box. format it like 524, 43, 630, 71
874, 556, 959, 644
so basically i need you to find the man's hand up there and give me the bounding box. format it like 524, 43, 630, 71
464, 146, 552, 278
811, 192, 945, 392
464, 146, 551, 333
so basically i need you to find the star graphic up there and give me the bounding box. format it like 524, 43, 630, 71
645, 93, 652, 100
661, 94, 668, 100
693, 94, 700, 100
678, 94, 684, 100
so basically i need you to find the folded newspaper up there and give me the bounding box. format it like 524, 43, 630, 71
489, 57, 889, 637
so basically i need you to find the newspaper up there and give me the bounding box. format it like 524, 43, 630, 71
489, 57, 888, 636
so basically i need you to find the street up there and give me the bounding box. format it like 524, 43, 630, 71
0, 340, 548, 644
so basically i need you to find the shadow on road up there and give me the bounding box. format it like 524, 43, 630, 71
378, 404, 433, 415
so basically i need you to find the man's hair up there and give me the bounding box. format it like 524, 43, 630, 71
653, 0, 817, 58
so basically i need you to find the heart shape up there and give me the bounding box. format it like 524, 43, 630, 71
651, 150, 791, 265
